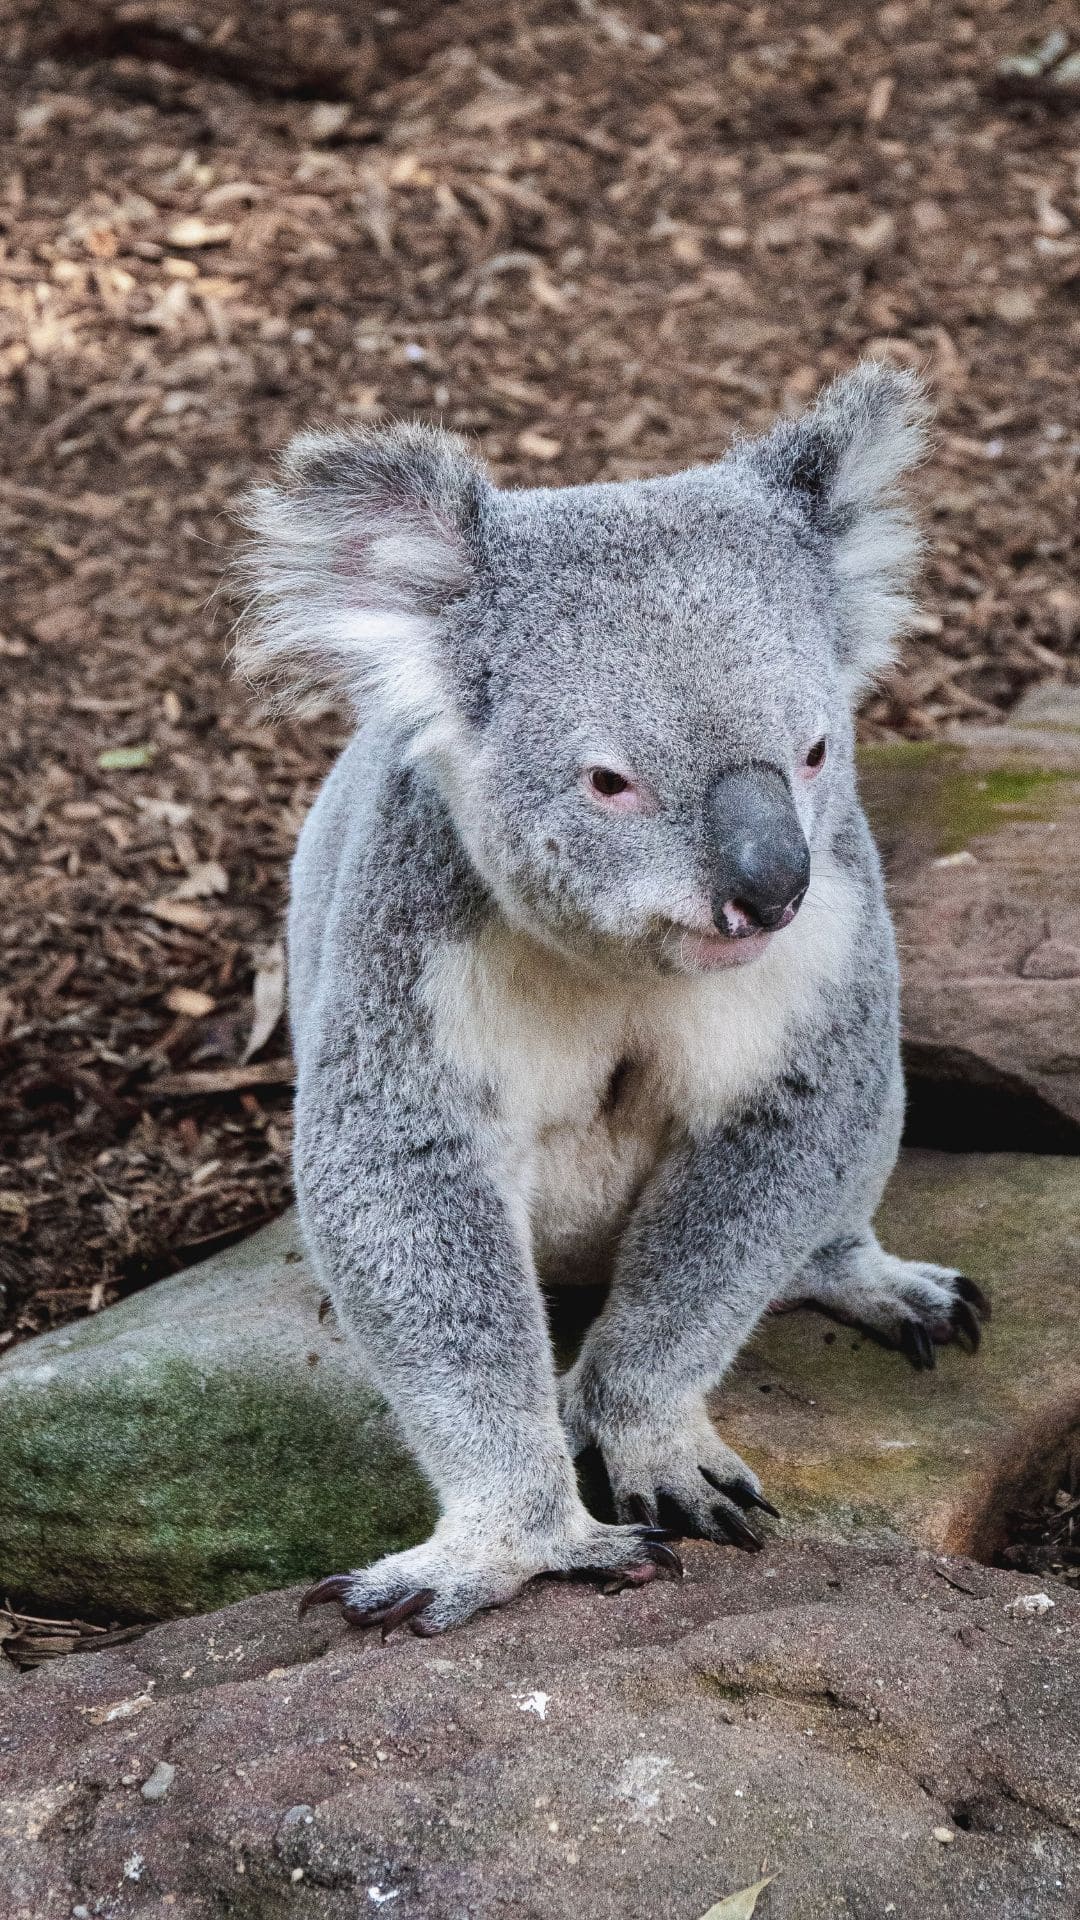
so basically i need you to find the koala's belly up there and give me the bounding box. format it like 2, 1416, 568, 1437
526, 1061, 674, 1289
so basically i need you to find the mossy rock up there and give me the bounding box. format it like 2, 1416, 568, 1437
2, 1153, 1078, 1622
714, 1150, 1080, 1558
0, 1217, 435, 1619
857, 716, 1080, 1147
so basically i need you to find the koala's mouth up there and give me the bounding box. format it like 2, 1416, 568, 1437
677, 927, 775, 972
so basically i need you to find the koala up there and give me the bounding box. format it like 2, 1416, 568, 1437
240, 362, 989, 1639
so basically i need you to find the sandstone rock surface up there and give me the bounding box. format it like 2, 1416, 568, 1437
2, 1543, 1076, 1920
714, 1150, 1080, 1560
859, 697, 1080, 1146
2, 1153, 1078, 1620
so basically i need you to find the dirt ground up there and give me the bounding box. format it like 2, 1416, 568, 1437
1, 0, 1078, 1348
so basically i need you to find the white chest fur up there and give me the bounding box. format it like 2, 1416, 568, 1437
423, 857, 856, 1284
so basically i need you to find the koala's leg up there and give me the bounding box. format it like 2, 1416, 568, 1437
559, 1005, 923, 1547
293, 1067, 678, 1638
558, 1113, 818, 1550
787, 1232, 990, 1371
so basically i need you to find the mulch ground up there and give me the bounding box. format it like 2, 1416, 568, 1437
1, 0, 1078, 1350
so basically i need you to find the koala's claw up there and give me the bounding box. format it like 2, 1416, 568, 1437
951, 1297, 982, 1356
956, 1274, 991, 1320
298, 1573, 352, 1617
696, 1469, 765, 1549
900, 1320, 937, 1371
646, 1539, 685, 1578
890, 1274, 990, 1370
610, 1453, 779, 1557
700, 1466, 781, 1521
299, 1574, 438, 1637
378, 1588, 439, 1639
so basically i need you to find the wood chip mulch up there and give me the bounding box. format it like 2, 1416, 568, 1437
1, 0, 1078, 1352
0, 1602, 149, 1671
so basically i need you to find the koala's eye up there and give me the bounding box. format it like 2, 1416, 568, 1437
583, 765, 644, 812
589, 767, 630, 798
804, 737, 827, 772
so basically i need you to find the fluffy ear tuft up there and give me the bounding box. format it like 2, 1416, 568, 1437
236, 423, 489, 732
746, 361, 932, 696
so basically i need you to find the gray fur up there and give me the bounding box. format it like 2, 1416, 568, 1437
241, 364, 972, 1634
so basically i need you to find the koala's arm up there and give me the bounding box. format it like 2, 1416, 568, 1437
560, 945, 896, 1539
290, 773, 671, 1630
295, 1034, 572, 1531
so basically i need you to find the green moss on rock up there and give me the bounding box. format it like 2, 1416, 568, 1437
0, 1216, 435, 1618
858, 741, 1073, 862
0, 1355, 434, 1618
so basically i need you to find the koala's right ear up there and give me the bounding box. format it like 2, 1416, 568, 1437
237, 423, 490, 734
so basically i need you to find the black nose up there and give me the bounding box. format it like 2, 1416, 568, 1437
706, 765, 810, 936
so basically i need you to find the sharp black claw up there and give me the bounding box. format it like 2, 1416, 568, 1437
713, 1506, 764, 1552
636, 1524, 678, 1542
647, 1540, 684, 1579
742, 1489, 782, 1520
900, 1321, 936, 1371
700, 1467, 781, 1520
298, 1573, 352, 1617
379, 1588, 437, 1640
956, 1275, 991, 1321
627, 1493, 658, 1528
951, 1299, 982, 1353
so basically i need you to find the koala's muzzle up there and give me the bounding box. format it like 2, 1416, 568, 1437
706, 766, 810, 937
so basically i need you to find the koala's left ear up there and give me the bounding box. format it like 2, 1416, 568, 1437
237, 423, 491, 741
745, 362, 931, 696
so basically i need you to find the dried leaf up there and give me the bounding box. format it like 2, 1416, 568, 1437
98, 744, 154, 771
516, 428, 563, 461
165, 217, 234, 249
242, 940, 286, 1062
699, 1878, 775, 1920
145, 898, 212, 934
134, 796, 193, 828
172, 861, 229, 901
164, 986, 216, 1018
147, 1060, 294, 1098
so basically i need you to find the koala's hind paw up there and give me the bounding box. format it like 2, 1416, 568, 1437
298, 1518, 681, 1639
571, 1400, 782, 1554
860, 1266, 991, 1371
794, 1242, 991, 1372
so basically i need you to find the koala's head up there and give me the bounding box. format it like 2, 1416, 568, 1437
241, 363, 928, 973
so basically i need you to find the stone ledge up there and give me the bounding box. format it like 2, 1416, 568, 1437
1, 1541, 1076, 1920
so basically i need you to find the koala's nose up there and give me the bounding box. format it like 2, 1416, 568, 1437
705, 765, 810, 937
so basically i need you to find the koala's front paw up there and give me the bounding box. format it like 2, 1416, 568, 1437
299, 1512, 681, 1639
564, 1386, 780, 1552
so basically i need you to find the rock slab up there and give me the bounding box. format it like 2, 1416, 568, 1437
714, 1149, 1080, 1560
859, 696, 1080, 1146
1, 1544, 1077, 1919
2, 1152, 1078, 1620
0, 1217, 435, 1619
